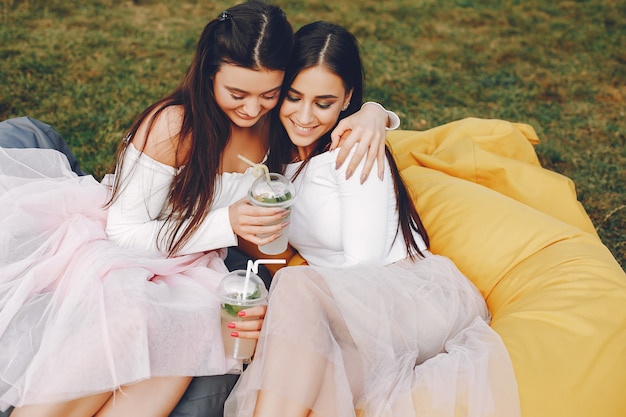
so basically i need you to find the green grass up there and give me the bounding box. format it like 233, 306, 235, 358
1, 0, 624, 268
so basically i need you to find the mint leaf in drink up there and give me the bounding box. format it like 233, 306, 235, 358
257, 190, 292, 204
248, 286, 261, 300
222, 286, 263, 316
223, 303, 243, 316
274, 191, 292, 202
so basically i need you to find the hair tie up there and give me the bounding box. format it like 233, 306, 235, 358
218, 11, 231, 21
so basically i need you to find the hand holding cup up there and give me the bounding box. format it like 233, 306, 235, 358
247, 173, 296, 255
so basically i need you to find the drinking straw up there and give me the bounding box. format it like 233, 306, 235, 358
237, 154, 271, 182
242, 259, 287, 298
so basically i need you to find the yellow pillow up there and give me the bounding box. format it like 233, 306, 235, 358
388, 118, 597, 236
387, 119, 626, 417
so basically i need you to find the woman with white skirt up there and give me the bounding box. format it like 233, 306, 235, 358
225, 21, 520, 417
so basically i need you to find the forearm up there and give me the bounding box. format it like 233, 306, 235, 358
330, 101, 400, 182
361, 102, 400, 130
107, 204, 237, 255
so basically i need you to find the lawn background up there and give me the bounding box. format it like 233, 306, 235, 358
1, 0, 624, 267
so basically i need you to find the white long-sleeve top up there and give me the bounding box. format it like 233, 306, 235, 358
106, 144, 255, 255
284, 148, 427, 267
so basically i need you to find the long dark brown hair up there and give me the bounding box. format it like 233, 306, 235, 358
267, 21, 429, 259
108, 1, 293, 255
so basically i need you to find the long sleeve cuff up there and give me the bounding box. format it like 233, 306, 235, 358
362, 101, 401, 130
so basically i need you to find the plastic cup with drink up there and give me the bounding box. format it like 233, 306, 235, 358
248, 173, 295, 255
238, 154, 296, 255
216, 259, 286, 362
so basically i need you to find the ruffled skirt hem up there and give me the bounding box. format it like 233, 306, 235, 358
225, 256, 520, 417
0, 148, 236, 409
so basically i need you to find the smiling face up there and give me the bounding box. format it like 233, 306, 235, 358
279, 65, 352, 158
213, 63, 285, 128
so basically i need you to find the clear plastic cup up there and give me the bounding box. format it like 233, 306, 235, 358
216, 270, 269, 362
248, 173, 296, 255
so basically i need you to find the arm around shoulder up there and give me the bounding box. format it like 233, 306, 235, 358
330, 101, 399, 181
361, 102, 400, 130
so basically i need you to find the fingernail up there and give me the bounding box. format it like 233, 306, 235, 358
238, 311, 246, 317
345, 168, 353, 179
227, 322, 236, 328
360, 173, 367, 184
230, 331, 239, 338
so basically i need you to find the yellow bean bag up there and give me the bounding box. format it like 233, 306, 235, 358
383, 118, 626, 417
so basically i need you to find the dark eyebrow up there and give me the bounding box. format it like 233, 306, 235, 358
288, 87, 338, 100
226, 85, 282, 95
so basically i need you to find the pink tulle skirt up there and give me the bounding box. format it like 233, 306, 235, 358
0, 148, 236, 411
225, 255, 520, 417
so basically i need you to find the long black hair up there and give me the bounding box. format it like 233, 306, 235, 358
268, 21, 429, 259
109, 1, 293, 255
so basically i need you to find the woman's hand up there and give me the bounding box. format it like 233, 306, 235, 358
228, 305, 267, 341
229, 197, 289, 245
329, 102, 390, 183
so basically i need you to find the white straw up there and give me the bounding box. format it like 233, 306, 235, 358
242, 260, 255, 300
242, 259, 287, 300
253, 259, 287, 274
237, 154, 271, 181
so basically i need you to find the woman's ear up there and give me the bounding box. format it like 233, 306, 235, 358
342, 89, 354, 111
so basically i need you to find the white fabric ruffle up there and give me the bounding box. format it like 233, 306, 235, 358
225, 254, 520, 417
0, 148, 236, 411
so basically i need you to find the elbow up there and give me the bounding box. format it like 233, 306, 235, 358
105, 223, 133, 249
105, 223, 158, 253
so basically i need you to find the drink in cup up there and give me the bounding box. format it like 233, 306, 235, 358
248, 173, 296, 255
216, 269, 269, 362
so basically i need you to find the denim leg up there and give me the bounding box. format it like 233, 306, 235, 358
223, 247, 273, 289
168, 374, 239, 417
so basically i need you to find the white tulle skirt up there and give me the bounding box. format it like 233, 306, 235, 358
0, 148, 237, 411
225, 255, 520, 417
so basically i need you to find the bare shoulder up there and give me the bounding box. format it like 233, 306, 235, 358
133, 105, 185, 168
